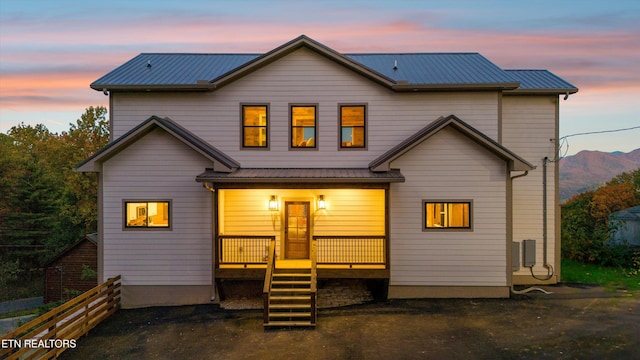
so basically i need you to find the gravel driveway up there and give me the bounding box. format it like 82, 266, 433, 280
59, 284, 639, 359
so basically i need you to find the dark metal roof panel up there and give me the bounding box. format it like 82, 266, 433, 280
196, 168, 404, 183
92, 53, 260, 87
92, 51, 575, 93
345, 53, 518, 85
505, 70, 578, 92
92, 52, 520, 88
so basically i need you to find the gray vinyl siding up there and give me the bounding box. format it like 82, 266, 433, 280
389, 127, 508, 286
502, 95, 558, 276
102, 128, 214, 285
110, 48, 499, 168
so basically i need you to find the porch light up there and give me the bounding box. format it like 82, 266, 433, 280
269, 195, 278, 211
318, 195, 326, 209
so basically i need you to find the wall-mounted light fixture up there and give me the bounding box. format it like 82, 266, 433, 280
269, 195, 278, 211
318, 194, 326, 210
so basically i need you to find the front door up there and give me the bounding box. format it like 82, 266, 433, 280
284, 201, 310, 259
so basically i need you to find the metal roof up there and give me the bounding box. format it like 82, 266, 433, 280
506, 70, 577, 93
92, 53, 260, 87
196, 168, 405, 183
345, 53, 518, 86
92, 52, 519, 90
91, 36, 576, 93
610, 205, 640, 221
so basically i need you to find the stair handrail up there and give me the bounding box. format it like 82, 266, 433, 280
310, 238, 317, 325
262, 237, 276, 324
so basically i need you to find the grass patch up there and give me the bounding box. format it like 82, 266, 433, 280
562, 259, 640, 292
0, 308, 38, 320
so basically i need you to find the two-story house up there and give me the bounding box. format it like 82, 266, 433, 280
77, 36, 577, 324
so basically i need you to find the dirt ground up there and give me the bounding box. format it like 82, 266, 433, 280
59, 284, 639, 360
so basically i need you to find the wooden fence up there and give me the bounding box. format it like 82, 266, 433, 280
0, 275, 121, 360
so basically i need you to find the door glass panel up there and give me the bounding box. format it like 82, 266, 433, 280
285, 202, 310, 259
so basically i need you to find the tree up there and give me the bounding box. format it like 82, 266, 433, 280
562, 168, 640, 266
590, 182, 638, 227
58, 106, 109, 235
0, 107, 109, 267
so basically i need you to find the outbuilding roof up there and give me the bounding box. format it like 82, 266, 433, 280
91, 35, 576, 94
610, 205, 640, 221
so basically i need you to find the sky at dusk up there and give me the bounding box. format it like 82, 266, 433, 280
1, 0, 638, 156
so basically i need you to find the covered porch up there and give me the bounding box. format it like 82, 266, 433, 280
212, 187, 390, 280
197, 168, 403, 282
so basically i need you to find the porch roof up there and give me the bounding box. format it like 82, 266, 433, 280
196, 168, 404, 184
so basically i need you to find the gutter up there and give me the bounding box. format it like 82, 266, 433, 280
90, 83, 217, 92
391, 82, 520, 92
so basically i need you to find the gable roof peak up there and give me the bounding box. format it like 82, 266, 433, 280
369, 114, 534, 172
75, 115, 239, 173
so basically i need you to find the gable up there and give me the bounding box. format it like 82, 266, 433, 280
76, 116, 239, 173
45, 235, 97, 267
370, 115, 534, 172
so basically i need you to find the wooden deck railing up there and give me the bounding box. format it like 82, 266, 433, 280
0, 275, 121, 360
262, 238, 277, 324
218, 235, 386, 267
218, 235, 275, 265
310, 238, 317, 325
313, 236, 386, 265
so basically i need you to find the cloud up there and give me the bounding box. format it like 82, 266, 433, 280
1, 2, 639, 142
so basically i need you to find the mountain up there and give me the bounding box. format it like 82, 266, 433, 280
559, 148, 640, 201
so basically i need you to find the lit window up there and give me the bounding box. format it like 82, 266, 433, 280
125, 201, 170, 229
340, 105, 365, 148
242, 105, 268, 148
291, 105, 316, 148
424, 201, 471, 230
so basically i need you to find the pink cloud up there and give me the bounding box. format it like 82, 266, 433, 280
2, 15, 638, 116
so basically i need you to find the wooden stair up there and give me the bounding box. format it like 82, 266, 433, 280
264, 267, 316, 327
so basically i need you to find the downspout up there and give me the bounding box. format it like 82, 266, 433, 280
203, 182, 216, 301
509, 169, 553, 295
511, 171, 528, 180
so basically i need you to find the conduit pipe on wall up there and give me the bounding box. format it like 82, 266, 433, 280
509, 167, 553, 295
533, 157, 554, 281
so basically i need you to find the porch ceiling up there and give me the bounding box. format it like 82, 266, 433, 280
196, 168, 404, 184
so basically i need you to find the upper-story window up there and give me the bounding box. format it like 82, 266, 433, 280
340, 104, 366, 149
242, 105, 268, 148
290, 105, 317, 149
